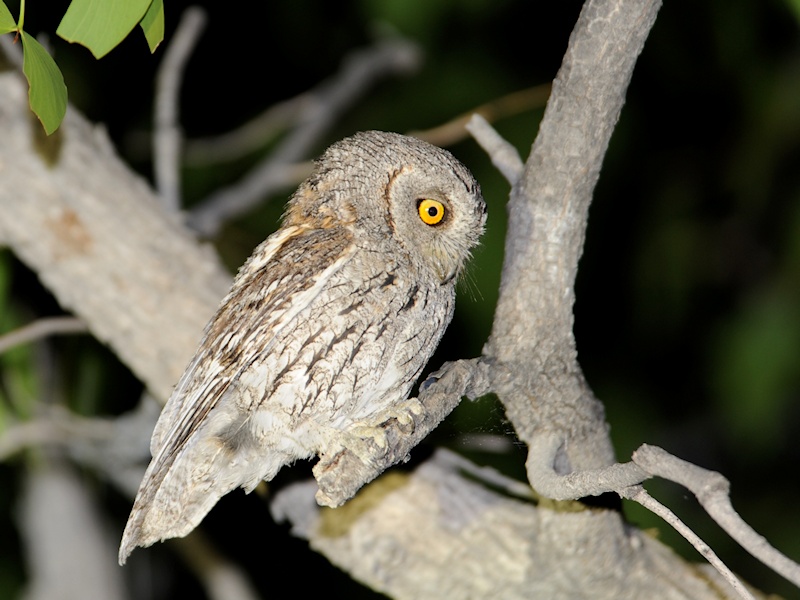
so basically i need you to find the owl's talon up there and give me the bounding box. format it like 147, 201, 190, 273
352, 424, 389, 449
334, 397, 427, 463
366, 397, 425, 434
327, 424, 390, 464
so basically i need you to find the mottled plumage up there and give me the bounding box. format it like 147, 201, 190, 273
119, 131, 486, 564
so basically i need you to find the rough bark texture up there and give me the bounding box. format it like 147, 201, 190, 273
484, 0, 660, 486
275, 452, 745, 599
0, 74, 231, 401
0, 0, 768, 596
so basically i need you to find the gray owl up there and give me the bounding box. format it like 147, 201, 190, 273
118, 131, 486, 564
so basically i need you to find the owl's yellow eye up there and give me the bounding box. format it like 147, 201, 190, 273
418, 199, 446, 226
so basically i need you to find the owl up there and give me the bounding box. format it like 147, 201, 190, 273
118, 131, 486, 564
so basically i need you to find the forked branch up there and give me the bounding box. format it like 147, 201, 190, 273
633, 445, 800, 588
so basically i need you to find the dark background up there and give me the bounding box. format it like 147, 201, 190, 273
1, 0, 799, 598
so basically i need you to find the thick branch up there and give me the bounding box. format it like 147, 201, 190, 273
273, 451, 753, 600
482, 0, 662, 480
0, 70, 231, 400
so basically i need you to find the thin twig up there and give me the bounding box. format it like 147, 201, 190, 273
183, 93, 314, 166
633, 444, 800, 588
154, 6, 207, 210
183, 83, 549, 167
412, 83, 551, 148
0, 407, 114, 461
0, 316, 88, 354
186, 38, 421, 237
621, 485, 755, 600
466, 114, 524, 185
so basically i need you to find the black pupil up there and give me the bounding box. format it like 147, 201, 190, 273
427, 206, 439, 217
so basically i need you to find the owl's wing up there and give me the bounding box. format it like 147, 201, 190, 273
119, 224, 356, 563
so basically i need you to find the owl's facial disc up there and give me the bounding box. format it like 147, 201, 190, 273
378, 157, 486, 284
413, 197, 461, 282
398, 181, 484, 283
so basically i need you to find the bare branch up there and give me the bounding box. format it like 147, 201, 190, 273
0, 410, 112, 461
0, 399, 156, 497
186, 38, 421, 237
183, 94, 314, 166
633, 444, 800, 588
480, 0, 663, 485
0, 316, 88, 354
274, 452, 754, 599
622, 485, 755, 600
0, 70, 231, 400
154, 7, 207, 210
466, 114, 523, 185
431, 447, 536, 501
411, 84, 551, 148
525, 432, 649, 500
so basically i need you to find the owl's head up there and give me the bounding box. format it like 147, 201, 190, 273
290, 131, 487, 284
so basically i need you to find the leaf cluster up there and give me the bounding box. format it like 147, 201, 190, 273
0, 0, 164, 134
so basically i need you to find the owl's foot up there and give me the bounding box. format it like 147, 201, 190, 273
374, 396, 425, 432
358, 396, 425, 441
313, 398, 430, 507
326, 397, 426, 462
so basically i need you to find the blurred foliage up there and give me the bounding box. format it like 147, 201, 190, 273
1, 0, 799, 598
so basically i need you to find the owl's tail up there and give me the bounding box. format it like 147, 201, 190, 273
118, 414, 286, 565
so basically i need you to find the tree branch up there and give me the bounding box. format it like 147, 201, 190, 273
272, 449, 754, 599
410, 84, 551, 149
153, 6, 207, 210
0, 70, 231, 400
19, 461, 128, 600
465, 114, 523, 185
0, 406, 114, 462
0, 316, 88, 354
482, 0, 662, 490
621, 485, 754, 600
633, 444, 800, 588
186, 38, 421, 237
182, 95, 313, 166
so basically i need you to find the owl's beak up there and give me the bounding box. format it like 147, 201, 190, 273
433, 252, 461, 285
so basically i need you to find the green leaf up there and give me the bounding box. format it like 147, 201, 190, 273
21, 32, 68, 135
56, 0, 152, 58
0, 1, 17, 34
140, 0, 164, 53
